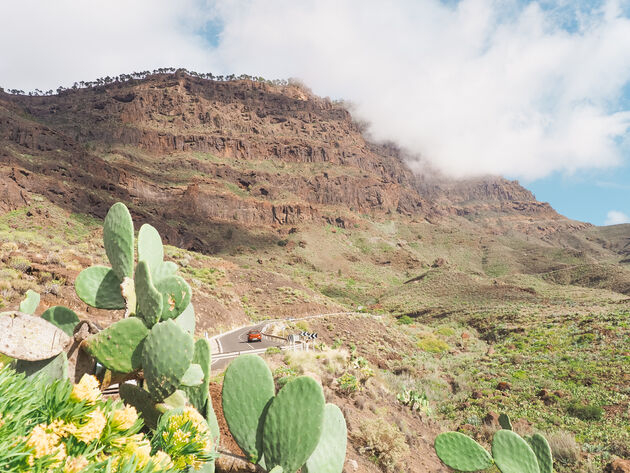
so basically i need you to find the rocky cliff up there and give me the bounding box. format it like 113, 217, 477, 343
0, 72, 587, 252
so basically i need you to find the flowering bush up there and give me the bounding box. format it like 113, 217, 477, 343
0, 365, 214, 472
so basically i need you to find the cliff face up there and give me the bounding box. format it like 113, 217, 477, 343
0, 72, 587, 251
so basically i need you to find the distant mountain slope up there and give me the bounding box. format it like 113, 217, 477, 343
1, 72, 584, 237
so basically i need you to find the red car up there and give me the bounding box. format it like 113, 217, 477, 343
247, 330, 262, 342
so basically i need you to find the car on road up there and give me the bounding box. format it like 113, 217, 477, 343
247, 330, 262, 342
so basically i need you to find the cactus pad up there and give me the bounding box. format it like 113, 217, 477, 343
526, 434, 553, 473
83, 318, 148, 373
41, 306, 79, 336
18, 290, 40, 315
75, 266, 125, 309
181, 363, 204, 386
103, 202, 134, 281
153, 261, 179, 282
434, 432, 493, 472
499, 413, 513, 430
155, 275, 191, 320
138, 223, 164, 274
135, 261, 163, 327
183, 339, 211, 412
119, 383, 161, 430
14, 352, 68, 382
262, 376, 325, 473
142, 319, 194, 401
0, 312, 71, 361
492, 430, 540, 473
223, 354, 275, 463
303, 403, 347, 473
174, 303, 196, 335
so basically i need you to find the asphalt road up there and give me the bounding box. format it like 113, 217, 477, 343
211, 322, 284, 370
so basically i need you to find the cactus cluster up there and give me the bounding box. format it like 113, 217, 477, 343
434, 415, 553, 473
0, 290, 79, 382
222, 354, 347, 473
72, 202, 219, 469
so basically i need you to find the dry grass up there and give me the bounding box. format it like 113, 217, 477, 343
353, 417, 410, 472
547, 430, 581, 465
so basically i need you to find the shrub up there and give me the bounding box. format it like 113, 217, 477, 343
0, 366, 202, 472
354, 417, 409, 472
337, 373, 359, 394
568, 402, 603, 421
265, 347, 282, 355
397, 315, 414, 325
417, 336, 450, 353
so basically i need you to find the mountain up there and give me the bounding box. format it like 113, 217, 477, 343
1, 71, 629, 472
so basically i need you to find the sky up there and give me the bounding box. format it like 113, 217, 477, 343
1, 0, 629, 225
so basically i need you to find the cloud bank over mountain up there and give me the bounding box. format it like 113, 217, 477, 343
2, 0, 629, 181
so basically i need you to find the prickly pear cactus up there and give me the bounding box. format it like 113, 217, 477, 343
75, 265, 126, 309
14, 352, 68, 382
103, 201, 135, 281
138, 223, 164, 274
526, 433, 553, 473
155, 275, 191, 320
303, 403, 347, 473
183, 339, 213, 412
174, 302, 195, 335
18, 289, 40, 315
41, 306, 79, 336
83, 317, 148, 373
262, 376, 325, 473
0, 312, 71, 361
119, 382, 162, 430
141, 319, 194, 401
492, 429, 540, 473
434, 431, 494, 472
134, 260, 163, 327
222, 354, 275, 464
499, 413, 513, 431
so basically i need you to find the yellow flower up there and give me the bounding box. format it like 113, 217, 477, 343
113, 433, 152, 469
152, 450, 174, 470
26, 423, 61, 458
63, 455, 89, 473
111, 405, 138, 430
74, 408, 107, 443
70, 375, 101, 404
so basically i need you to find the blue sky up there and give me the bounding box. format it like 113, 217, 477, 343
1, 0, 629, 226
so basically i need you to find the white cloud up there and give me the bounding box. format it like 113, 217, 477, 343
605, 210, 630, 225
1, 0, 630, 181
0, 0, 218, 92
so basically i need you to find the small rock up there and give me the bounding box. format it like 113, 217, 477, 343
605, 458, 630, 473
484, 412, 500, 426
347, 459, 359, 471
461, 332, 470, 340
496, 381, 511, 391
486, 347, 495, 355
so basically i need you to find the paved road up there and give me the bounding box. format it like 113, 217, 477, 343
211, 322, 285, 370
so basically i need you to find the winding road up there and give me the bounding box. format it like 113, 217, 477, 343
210, 322, 286, 370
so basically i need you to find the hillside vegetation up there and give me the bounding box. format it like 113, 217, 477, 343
1, 72, 629, 472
